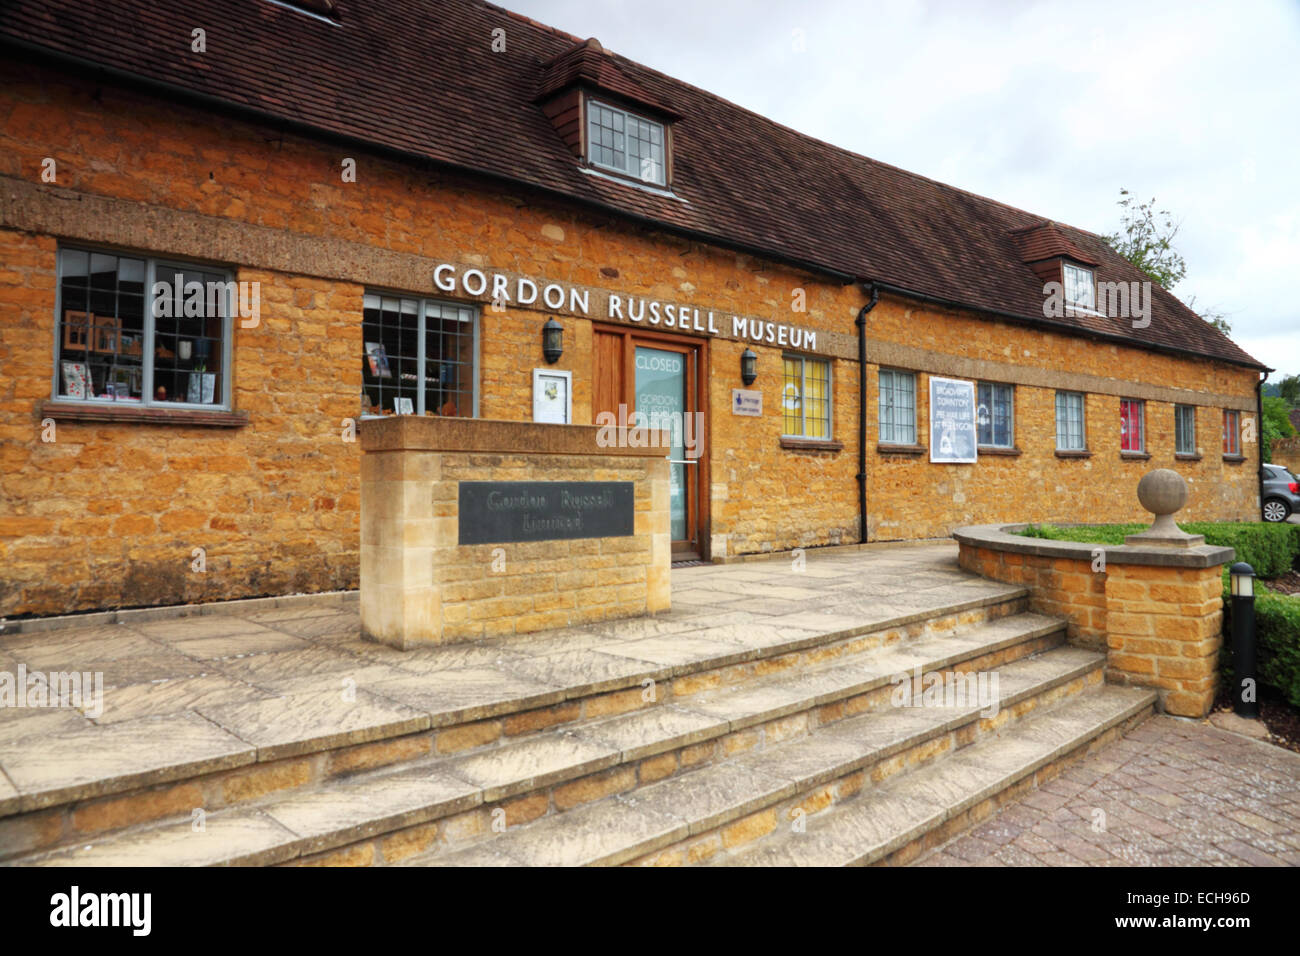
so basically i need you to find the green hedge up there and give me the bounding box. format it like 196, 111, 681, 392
1019, 521, 1300, 578
1223, 578, 1300, 708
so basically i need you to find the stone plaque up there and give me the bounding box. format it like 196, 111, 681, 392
458, 481, 635, 545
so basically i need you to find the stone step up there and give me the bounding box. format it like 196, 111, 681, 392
714, 686, 1156, 867
404, 646, 1116, 867
0, 583, 1029, 859
7, 613, 1076, 866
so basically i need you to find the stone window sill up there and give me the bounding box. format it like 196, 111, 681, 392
1055, 448, 1092, 459
1175, 452, 1203, 462
1120, 450, 1151, 461
1223, 454, 1246, 464
977, 445, 1021, 457
877, 442, 926, 456
41, 401, 249, 428
780, 437, 843, 453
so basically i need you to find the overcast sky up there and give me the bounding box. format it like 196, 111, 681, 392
503, 0, 1299, 379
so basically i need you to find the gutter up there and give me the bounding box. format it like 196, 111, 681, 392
855, 282, 880, 544
1258, 371, 1267, 520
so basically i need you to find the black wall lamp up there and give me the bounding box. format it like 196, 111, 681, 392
542, 318, 564, 364
740, 348, 757, 386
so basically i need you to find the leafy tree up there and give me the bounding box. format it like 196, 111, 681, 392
1103, 189, 1187, 290
1103, 188, 1229, 333
1278, 373, 1300, 408
1262, 395, 1297, 464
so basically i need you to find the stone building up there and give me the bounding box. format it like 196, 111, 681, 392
0, 0, 1267, 619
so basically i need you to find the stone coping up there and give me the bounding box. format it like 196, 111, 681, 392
360, 416, 669, 457
0, 590, 359, 638
952, 524, 1234, 569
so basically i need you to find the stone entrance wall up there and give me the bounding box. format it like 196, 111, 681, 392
360, 418, 669, 648
955, 524, 1233, 718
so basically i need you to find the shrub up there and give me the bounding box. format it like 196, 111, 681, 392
1019, 521, 1300, 578
1223, 579, 1300, 708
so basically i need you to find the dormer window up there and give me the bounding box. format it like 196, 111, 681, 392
1063, 263, 1095, 311
587, 100, 666, 186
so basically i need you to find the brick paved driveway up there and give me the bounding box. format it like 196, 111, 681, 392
917, 716, 1300, 866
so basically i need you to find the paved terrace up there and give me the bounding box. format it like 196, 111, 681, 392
1, 543, 1006, 811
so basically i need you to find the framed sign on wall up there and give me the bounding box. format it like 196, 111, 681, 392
532, 368, 572, 425
929, 376, 977, 463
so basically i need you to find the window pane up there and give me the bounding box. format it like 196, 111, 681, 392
1176, 405, 1196, 455
1120, 400, 1144, 452
880, 370, 914, 444
1056, 392, 1085, 450
804, 359, 830, 439
57, 249, 148, 403
782, 357, 803, 436
1065, 264, 1094, 310
153, 269, 227, 406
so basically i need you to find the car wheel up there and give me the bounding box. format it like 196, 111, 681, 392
1263, 498, 1292, 522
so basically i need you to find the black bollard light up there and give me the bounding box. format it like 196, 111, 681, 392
1229, 561, 1258, 719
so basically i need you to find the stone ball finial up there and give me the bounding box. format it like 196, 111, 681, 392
1136, 468, 1188, 517
1126, 468, 1203, 549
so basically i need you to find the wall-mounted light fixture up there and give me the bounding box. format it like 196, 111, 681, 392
740, 348, 757, 386
542, 318, 564, 364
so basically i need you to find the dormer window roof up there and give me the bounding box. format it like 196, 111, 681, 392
536, 38, 680, 190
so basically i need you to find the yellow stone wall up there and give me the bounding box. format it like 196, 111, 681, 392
0, 61, 1263, 616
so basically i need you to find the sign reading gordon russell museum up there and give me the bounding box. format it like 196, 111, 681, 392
433, 262, 820, 352
929, 376, 978, 464
458, 481, 636, 545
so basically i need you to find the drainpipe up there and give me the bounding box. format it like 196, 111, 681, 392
856, 282, 880, 544
1258, 371, 1267, 521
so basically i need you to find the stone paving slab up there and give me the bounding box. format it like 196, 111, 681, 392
916, 715, 1300, 867
0, 543, 1022, 811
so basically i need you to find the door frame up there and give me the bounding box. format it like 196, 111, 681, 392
592, 322, 710, 561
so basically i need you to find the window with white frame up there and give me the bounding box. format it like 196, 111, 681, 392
1055, 391, 1086, 451
1120, 398, 1145, 453
781, 355, 831, 439
977, 382, 1014, 448
362, 294, 477, 417
1063, 263, 1095, 311
1175, 404, 1197, 456
587, 99, 666, 186
1223, 409, 1241, 457
878, 369, 917, 445
54, 246, 232, 408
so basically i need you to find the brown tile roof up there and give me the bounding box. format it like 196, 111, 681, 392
537, 37, 680, 120
0, 0, 1265, 369
1009, 222, 1099, 266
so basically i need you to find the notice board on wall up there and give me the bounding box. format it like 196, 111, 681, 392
929, 376, 977, 463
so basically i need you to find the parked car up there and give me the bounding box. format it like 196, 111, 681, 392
1262, 462, 1300, 522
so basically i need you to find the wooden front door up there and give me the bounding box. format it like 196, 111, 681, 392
592, 325, 708, 559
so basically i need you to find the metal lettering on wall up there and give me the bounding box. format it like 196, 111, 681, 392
458, 481, 635, 545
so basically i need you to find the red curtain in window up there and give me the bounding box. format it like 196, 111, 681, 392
1120, 401, 1142, 452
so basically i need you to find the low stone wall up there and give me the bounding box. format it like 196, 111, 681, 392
360, 417, 670, 648
954, 524, 1233, 718
1272, 436, 1300, 475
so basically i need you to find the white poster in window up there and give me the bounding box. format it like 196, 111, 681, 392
929, 376, 977, 463
532, 369, 571, 425
394, 397, 414, 416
